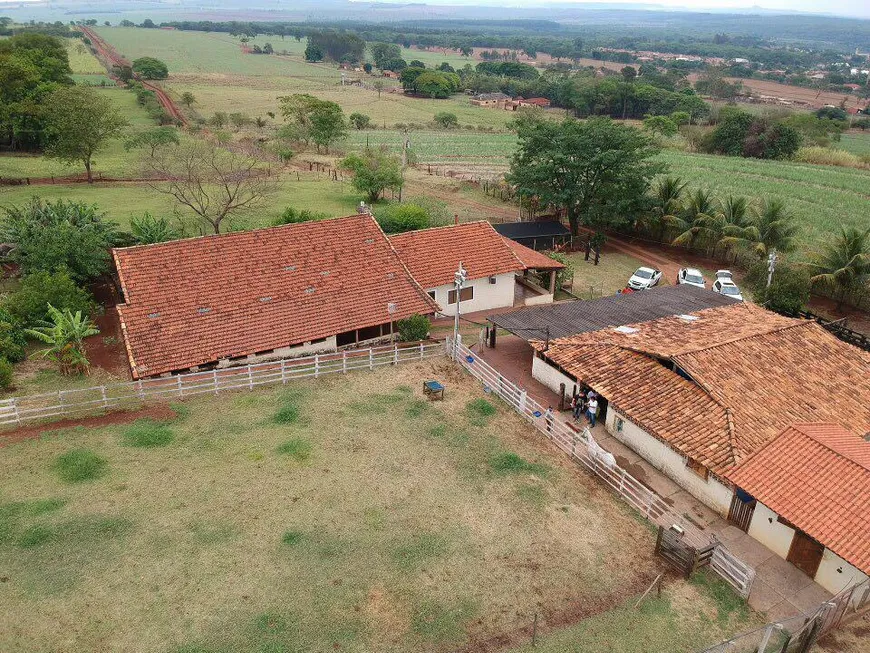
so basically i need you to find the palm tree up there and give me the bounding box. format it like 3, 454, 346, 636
25, 305, 100, 376
806, 226, 870, 309
641, 176, 687, 243
752, 199, 798, 257
718, 195, 759, 260
673, 189, 723, 256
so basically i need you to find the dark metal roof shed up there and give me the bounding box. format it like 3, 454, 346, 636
493, 221, 570, 240
488, 284, 739, 341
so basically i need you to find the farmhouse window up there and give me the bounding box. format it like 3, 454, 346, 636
616, 418, 624, 432
448, 287, 474, 304
427, 290, 436, 301
686, 457, 710, 481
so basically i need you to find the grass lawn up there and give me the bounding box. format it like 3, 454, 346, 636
0, 88, 156, 180
566, 250, 665, 298
0, 173, 362, 231
836, 131, 870, 157
0, 361, 756, 652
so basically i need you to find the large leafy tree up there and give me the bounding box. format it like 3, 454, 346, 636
0, 33, 73, 151
807, 226, 870, 309
508, 117, 663, 236
278, 94, 347, 154
3, 269, 93, 326
0, 198, 118, 281
340, 148, 403, 203
124, 126, 179, 157
369, 42, 401, 69
43, 86, 128, 183
131, 56, 168, 80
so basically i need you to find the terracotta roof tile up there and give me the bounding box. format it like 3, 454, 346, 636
535, 303, 870, 475
389, 222, 524, 288
114, 215, 438, 378
729, 423, 870, 575
500, 237, 565, 270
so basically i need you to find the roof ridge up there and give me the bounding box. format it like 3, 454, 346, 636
672, 316, 811, 357
113, 213, 369, 253
372, 216, 442, 313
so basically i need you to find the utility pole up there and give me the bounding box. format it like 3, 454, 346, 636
453, 262, 467, 355
766, 248, 778, 288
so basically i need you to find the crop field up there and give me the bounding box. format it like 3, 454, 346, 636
348, 130, 517, 167
837, 132, 870, 157
66, 39, 106, 75
0, 361, 757, 652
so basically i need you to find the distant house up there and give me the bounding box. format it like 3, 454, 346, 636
382, 70, 399, 79
471, 92, 512, 108
113, 215, 438, 378
517, 97, 551, 108
728, 423, 870, 594
389, 222, 562, 317
524, 302, 870, 517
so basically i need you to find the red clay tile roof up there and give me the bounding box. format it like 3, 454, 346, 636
389, 222, 524, 288
500, 237, 565, 271
114, 215, 438, 378
729, 423, 870, 575
535, 303, 870, 476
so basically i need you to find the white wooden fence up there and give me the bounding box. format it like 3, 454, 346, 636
0, 342, 443, 427
448, 336, 756, 598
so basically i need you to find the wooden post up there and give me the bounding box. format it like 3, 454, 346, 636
342, 350, 348, 373
101, 386, 109, 408
12, 397, 20, 426
213, 369, 219, 395
280, 359, 287, 384
369, 348, 374, 370
314, 354, 320, 378
137, 379, 145, 400
532, 613, 538, 647
393, 344, 399, 365
757, 624, 776, 653
247, 364, 254, 390
419, 341, 424, 360
58, 390, 66, 413
559, 382, 566, 410
177, 375, 183, 397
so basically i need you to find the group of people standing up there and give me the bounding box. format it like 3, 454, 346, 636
571, 389, 599, 427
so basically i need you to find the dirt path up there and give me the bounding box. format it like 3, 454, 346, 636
78, 26, 188, 126
0, 403, 177, 447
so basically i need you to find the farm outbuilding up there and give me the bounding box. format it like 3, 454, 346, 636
521, 301, 870, 540
493, 220, 570, 251
389, 222, 563, 317
113, 215, 438, 378
728, 423, 870, 594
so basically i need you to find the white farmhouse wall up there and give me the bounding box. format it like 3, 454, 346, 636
747, 501, 870, 594
816, 549, 869, 594
215, 335, 338, 369
604, 409, 733, 515
747, 501, 796, 559
531, 356, 579, 398
430, 272, 515, 317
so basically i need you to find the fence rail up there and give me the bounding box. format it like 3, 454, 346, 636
700, 576, 870, 653
447, 336, 755, 597
0, 342, 443, 427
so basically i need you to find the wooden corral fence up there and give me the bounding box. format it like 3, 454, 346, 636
786, 309, 870, 352
655, 525, 715, 577
699, 576, 870, 653
0, 342, 443, 427
447, 336, 756, 598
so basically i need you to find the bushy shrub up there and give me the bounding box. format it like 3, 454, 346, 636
433, 112, 459, 129
795, 146, 867, 169
349, 112, 371, 130
3, 270, 93, 326
273, 207, 330, 225
0, 309, 27, 363
396, 314, 430, 341
375, 203, 430, 234
0, 358, 13, 390
744, 260, 811, 315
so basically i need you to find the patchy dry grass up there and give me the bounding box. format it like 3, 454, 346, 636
0, 361, 753, 652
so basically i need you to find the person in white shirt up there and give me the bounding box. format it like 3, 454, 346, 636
586, 397, 599, 427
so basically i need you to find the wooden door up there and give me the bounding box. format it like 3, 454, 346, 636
787, 531, 825, 578
728, 492, 756, 532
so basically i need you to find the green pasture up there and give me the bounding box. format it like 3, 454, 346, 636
66, 39, 105, 74
0, 364, 746, 652
348, 130, 517, 164
0, 89, 160, 180
836, 132, 870, 157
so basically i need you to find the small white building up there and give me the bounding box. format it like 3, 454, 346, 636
729, 424, 870, 594
389, 221, 563, 317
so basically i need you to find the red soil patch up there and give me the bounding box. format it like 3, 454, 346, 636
0, 403, 177, 447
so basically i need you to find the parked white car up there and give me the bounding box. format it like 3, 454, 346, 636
716, 269, 734, 283
677, 268, 706, 289
713, 279, 744, 301
627, 266, 662, 290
